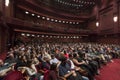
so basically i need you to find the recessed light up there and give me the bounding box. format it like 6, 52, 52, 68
42, 35, 44, 37
76, 22, 79, 24
69, 22, 72, 24
42, 17, 45, 19
25, 11, 29, 14
37, 15, 40, 18
59, 20, 61, 23
26, 34, 30, 36
51, 19, 54, 21
21, 33, 25, 36
32, 14, 35, 16
55, 20, 58, 22
47, 18, 50, 20
32, 34, 35, 37
37, 35, 40, 37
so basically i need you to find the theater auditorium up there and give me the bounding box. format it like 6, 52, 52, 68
0, 0, 120, 80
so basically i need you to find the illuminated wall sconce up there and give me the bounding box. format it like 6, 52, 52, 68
113, 16, 118, 22
96, 21, 99, 27
5, 0, 9, 7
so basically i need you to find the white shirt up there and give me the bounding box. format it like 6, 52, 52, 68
50, 58, 59, 64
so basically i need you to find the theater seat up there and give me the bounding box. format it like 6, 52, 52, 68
3, 70, 25, 80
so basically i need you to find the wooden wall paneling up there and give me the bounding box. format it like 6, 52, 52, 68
0, 25, 1, 53
99, 7, 114, 34
118, 2, 120, 32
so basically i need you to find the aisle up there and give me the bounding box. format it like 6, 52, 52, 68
95, 59, 120, 80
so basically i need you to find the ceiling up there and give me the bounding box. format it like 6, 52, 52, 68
36, 0, 98, 16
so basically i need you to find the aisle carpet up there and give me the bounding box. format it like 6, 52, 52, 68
95, 59, 120, 80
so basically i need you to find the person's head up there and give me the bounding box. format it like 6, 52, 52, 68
9, 53, 14, 58
51, 54, 55, 59
20, 55, 27, 62
59, 56, 67, 66
0, 59, 4, 66
64, 51, 67, 54
69, 54, 73, 59
27, 59, 33, 67
73, 53, 78, 58
50, 63, 57, 71
43, 56, 50, 62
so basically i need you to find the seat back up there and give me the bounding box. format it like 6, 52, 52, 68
3, 70, 25, 80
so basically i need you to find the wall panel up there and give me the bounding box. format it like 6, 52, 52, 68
0, 26, 1, 53
119, 2, 120, 32
99, 8, 114, 34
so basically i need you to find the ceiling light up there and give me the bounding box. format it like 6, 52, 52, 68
37, 35, 40, 37
59, 20, 61, 23
26, 34, 30, 36
70, 22, 72, 24
51, 19, 54, 21
63, 21, 65, 23
47, 18, 50, 20
64, 36, 66, 38
42, 35, 44, 37
42, 17, 45, 19
25, 11, 29, 14
32, 34, 35, 37
66, 21, 68, 23
74, 36, 76, 38
37, 15, 40, 18
32, 14, 35, 16
55, 20, 58, 22
76, 22, 79, 24
21, 33, 25, 36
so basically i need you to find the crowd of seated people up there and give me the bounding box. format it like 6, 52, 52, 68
0, 42, 120, 80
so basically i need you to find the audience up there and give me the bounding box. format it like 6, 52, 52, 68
0, 41, 120, 80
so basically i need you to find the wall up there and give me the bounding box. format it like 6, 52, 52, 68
0, 0, 3, 53
87, 0, 120, 44
0, 26, 1, 53
97, 34, 119, 44
0, 26, 8, 53
118, 2, 120, 32
87, 20, 97, 32
98, 6, 115, 34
